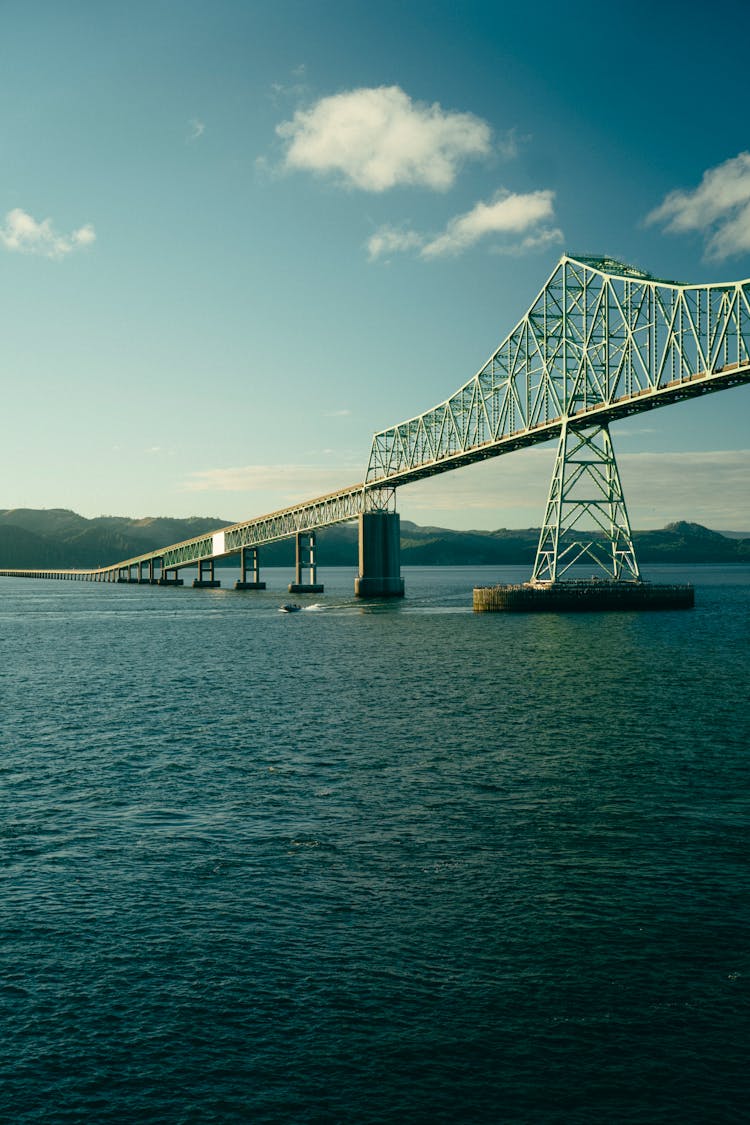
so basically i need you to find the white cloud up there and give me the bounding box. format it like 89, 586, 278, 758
277, 85, 492, 191
366, 225, 424, 261
270, 64, 308, 101
188, 118, 205, 141
367, 189, 562, 261
422, 189, 558, 258
492, 226, 565, 256
179, 447, 749, 531
495, 128, 523, 161
618, 448, 750, 526
398, 446, 750, 529
182, 464, 361, 495
0, 208, 95, 259
645, 152, 750, 260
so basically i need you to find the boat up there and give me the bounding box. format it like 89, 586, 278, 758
280, 603, 302, 613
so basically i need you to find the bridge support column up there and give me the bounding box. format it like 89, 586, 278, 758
354, 511, 405, 598
137, 559, 155, 584
235, 546, 266, 590
194, 558, 220, 588
531, 421, 640, 584
139, 558, 157, 585
159, 568, 183, 586
289, 531, 324, 594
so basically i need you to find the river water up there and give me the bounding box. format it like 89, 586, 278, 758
1, 565, 748, 1123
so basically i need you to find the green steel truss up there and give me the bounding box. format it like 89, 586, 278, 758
0, 484, 401, 579
531, 422, 640, 584
159, 483, 368, 569
1, 255, 748, 583
365, 255, 750, 486
157, 484, 397, 569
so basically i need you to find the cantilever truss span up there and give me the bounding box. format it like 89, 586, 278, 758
365, 255, 750, 486
1, 255, 748, 584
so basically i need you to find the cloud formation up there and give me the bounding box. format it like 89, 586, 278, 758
366, 226, 424, 260
367, 189, 563, 260
422, 190, 559, 258
180, 449, 749, 530
183, 463, 360, 495
645, 152, 750, 260
277, 85, 491, 191
399, 447, 750, 529
188, 118, 205, 141
0, 208, 95, 259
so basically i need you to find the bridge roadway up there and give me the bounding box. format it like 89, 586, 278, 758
1, 255, 748, 586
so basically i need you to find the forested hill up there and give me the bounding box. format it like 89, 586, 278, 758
0, 509, 748, 568
0, 510, 233, 569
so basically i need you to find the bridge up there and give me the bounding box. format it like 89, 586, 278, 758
2, 254, 749, 594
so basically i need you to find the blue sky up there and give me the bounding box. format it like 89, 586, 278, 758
1, 0, 749, 529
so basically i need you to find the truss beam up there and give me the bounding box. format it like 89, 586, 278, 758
365, 255, 750, 488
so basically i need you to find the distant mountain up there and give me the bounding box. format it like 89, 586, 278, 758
634, 521, 750, 563
0, 509, 234, 569
0, 509, 748, 568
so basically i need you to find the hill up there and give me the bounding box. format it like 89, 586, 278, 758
0, 509, 748, 568
0, 509, 234, 569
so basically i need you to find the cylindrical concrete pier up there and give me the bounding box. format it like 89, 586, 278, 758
354, 511, 405, 597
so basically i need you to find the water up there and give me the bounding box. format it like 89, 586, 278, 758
2, 566, 749, 1124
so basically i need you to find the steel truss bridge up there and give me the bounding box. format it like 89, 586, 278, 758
2, 254, 749, 589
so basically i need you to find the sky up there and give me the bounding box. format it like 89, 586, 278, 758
1, 0, 749, 531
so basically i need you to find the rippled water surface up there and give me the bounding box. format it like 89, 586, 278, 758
2, 566, 749, 1123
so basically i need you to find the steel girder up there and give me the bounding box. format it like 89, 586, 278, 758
365, 255, 750, 486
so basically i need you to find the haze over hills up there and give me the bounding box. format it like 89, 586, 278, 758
1, 509, 749, 569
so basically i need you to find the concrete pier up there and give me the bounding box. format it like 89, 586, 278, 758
235, 546, 266, 591
193, 558, 220, 589
354, 511, 405, 598
289, 531, 323, 594
473, 580, 694, 613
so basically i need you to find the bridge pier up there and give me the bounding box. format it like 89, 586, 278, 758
137, 559, 158, 584
235, 546, 266, 590
354, 511, 404, 598
289, 531, 324, 594
193, 558, 220, 588
159, 568, 183, 586
475, 420, 692, 612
